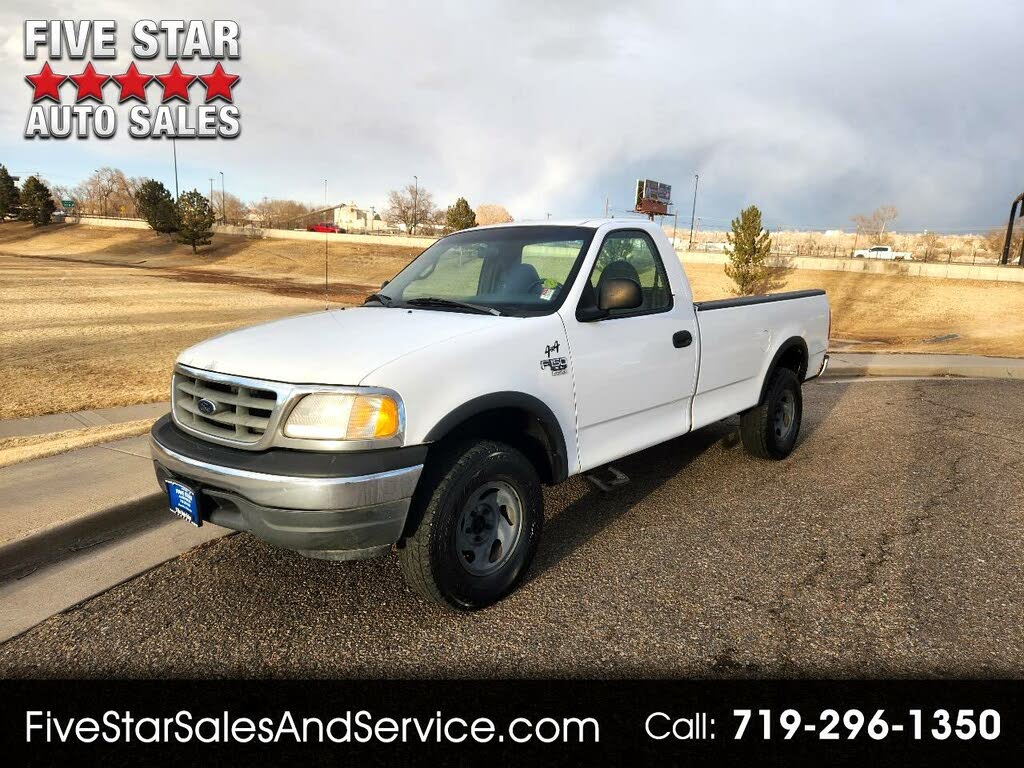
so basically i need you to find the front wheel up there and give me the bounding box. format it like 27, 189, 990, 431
398, 439, 543, 610
739, 367, 803, 460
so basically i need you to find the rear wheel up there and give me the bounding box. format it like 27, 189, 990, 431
739, 367, 803, 459
398, 439, 543, 610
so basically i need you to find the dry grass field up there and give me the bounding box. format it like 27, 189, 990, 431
683, 263, 1024, 356
1, 222, 1022, 424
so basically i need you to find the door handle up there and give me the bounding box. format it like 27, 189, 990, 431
673, 330, 693, 348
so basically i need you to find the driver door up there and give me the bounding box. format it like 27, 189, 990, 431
563, 229, 698, 471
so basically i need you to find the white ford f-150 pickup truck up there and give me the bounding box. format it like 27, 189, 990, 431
151, 219, 830, 609
852, 245, 913, 260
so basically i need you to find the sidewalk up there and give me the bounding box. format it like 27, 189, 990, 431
826, 352, 1024, 379
0, 401, 169, 440
0, 434, 164, 579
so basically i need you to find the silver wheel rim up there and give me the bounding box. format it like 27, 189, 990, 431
455, 480, 523, 576
773, 390, 797, 440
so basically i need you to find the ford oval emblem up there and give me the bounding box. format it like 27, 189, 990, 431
197, 398, 219, 415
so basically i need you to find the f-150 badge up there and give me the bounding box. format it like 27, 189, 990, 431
541, 341, 567, 375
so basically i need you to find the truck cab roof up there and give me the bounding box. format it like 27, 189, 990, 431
470, 217, 662, 232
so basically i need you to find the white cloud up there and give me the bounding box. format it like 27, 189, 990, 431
3, 0, 1022, 230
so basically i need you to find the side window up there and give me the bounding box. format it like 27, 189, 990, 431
587, 231, 672, 316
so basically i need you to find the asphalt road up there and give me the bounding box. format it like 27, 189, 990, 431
2, 378, 1022, 679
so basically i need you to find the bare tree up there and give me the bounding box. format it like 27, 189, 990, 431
73, 168, 141, 217
383, 183, 439, 235
851, 205, 898, 246
249, 198, 312, 229
920, 231, 945, 261
475, 204, 513, 225
212, 191, 248, 225
984, 226, 1022, 260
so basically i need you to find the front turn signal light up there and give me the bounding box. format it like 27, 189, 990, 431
283, 392, 401, 441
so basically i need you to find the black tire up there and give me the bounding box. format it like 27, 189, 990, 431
398, 439, 543, 610
739, 367, 803, 460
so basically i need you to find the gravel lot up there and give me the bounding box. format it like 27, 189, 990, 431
1, 378, 1022, 679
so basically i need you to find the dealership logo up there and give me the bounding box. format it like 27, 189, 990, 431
23, 20, 241, 139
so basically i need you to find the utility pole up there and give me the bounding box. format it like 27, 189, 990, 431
171, 138, 179, 200
369, 206, 375, 233
219, 171, 226, 224
604, 196, 609, 217
687, 174, 699, 251
672, 209, 679, 248
412, 175, 418, 235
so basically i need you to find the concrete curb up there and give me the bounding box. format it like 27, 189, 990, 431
826, 363, 1023, 379
0, 401, 169, 440
825, 353, 1024, 381
0, 492, 165, 582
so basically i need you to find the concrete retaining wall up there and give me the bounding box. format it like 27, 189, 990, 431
213, 224, 437, 249
72, 216, 437, 249
75, 215, 151, 230
678, 249, 1024, 284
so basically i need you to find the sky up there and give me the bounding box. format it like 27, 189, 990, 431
3, 0, 1022, 232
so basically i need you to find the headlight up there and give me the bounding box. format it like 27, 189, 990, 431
282, 393, 400, 441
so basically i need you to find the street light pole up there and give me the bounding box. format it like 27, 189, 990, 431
412, 175, 418, 235
687, 173, 699, 251
171, 138, 179, 200
219, 171, 226, 224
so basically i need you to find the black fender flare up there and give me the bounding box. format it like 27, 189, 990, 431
758, 336, 809, 404
423, 391, 569, 483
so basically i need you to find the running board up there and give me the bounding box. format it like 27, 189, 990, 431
584, 465, 630, 493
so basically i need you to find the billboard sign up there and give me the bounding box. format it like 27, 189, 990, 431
635, 179, 672, 214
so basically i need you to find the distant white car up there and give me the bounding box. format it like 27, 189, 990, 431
853, 245, 913, 261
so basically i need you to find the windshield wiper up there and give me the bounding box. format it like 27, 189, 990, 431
363, 292, 394, 306
404, 297, 502, 316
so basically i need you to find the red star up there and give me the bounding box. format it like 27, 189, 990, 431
154, 63, 195, 103
197, 62, 240, 103
25, 62, 66, 103
68, 62, 109, 103
111, 62, 152, 103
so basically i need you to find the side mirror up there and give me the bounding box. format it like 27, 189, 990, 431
598, 277, 642, 311
576, 277, 643, 322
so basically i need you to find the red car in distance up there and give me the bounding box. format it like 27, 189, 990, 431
306, 223, 346, 233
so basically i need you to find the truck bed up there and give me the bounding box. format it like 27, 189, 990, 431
690, 290, 830, 431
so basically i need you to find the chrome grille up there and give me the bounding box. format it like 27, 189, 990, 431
173, 370, 278, 444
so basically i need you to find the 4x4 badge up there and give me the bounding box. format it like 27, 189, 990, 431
541, 341, 567, 376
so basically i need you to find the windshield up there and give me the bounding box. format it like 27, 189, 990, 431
374, 226, 596, 316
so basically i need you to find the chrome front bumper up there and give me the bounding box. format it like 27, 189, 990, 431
150, 437, 422, 511
150, 418, 424, 560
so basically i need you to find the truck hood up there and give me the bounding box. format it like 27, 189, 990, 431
177, 307, 505, 385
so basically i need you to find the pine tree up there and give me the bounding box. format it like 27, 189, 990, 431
444, 197, 477, 233
724, 205, 777, 295
136, 180, 179, 234
19, 176, 56, 227
0, 165, 19, 222
176, 190, 215, 254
